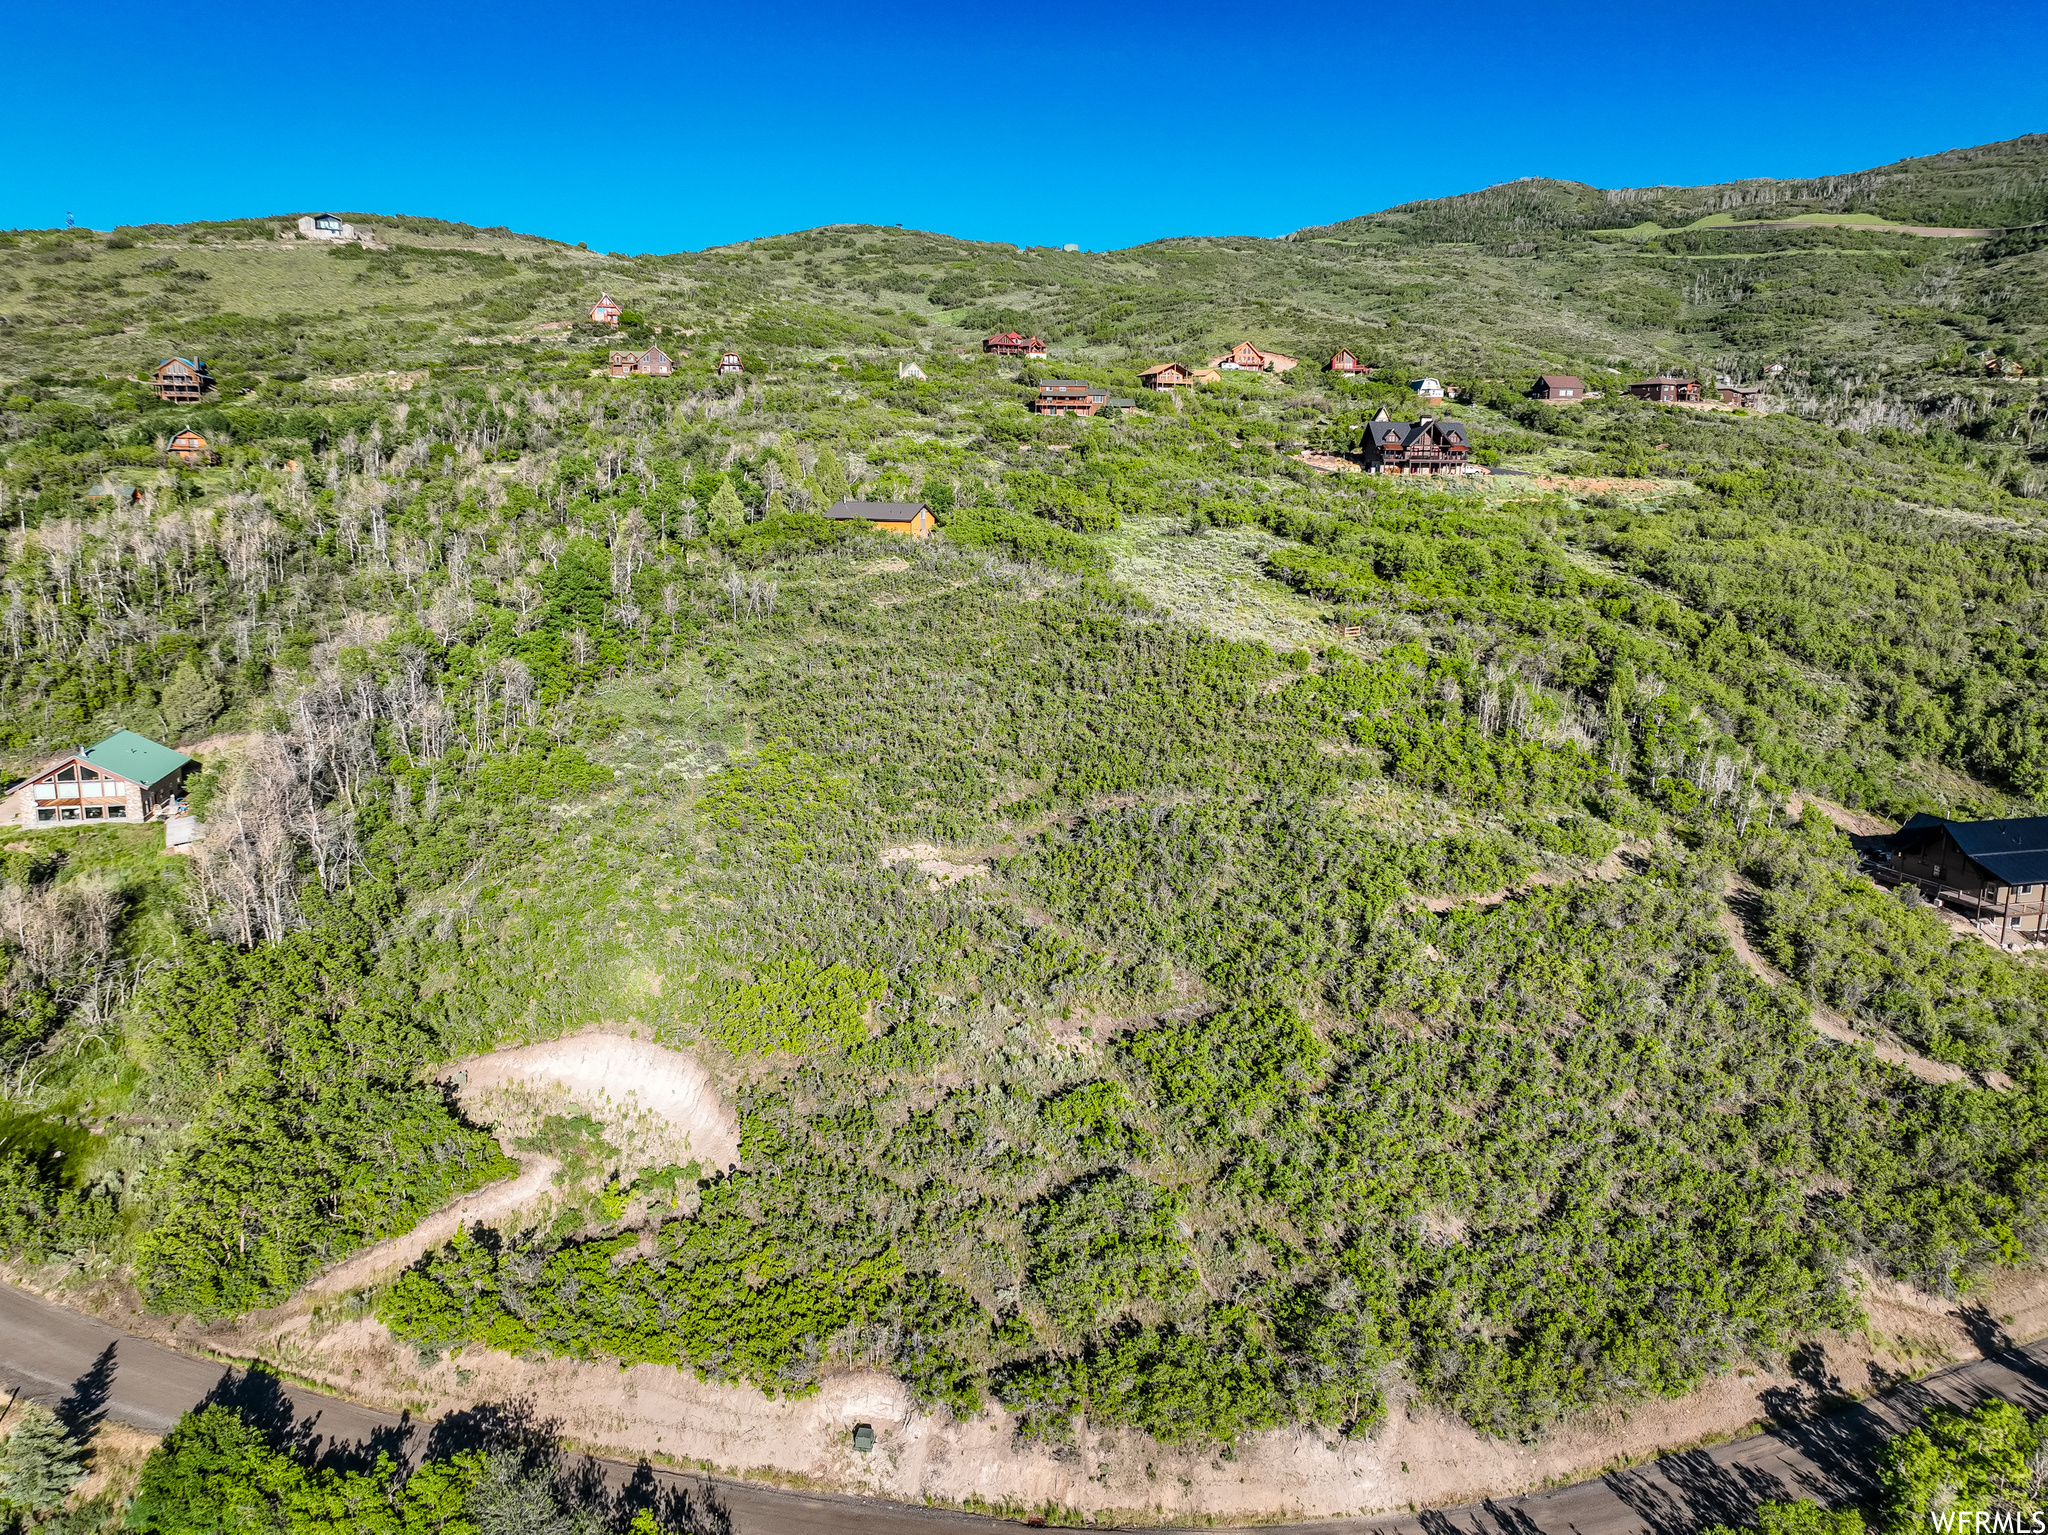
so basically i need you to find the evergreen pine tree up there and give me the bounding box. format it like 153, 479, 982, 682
814, 450, 850, 504
706, 480, 746, 529
0, 1404, 86, 1518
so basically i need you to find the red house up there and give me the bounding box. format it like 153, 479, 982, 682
589, 292, 623, 326
983, 331, 1049, 359
610, 345, 673, 378
1138, 362, 1193, 389
1326, 349, 1371, 377
1626, 376, 1701, 403
1033, 380, 1107, 416
166, 428, 216, 466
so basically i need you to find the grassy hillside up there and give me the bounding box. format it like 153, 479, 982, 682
0, 140, 2045, 1475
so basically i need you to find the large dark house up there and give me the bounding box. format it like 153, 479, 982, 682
1032, 379, 1107, 416
1356, 408, 1471, 474
1875, 813, 2048, 943
1627, 376, 1702, 403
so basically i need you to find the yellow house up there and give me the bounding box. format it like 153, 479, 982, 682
825, 500, 936, 540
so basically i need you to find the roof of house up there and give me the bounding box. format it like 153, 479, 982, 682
1633, 376, 1696, 386
1535, 375, 1585, 389
1105, 397, 1135, 409
825, 500, 931, 524
1895, 813, 2048, 887
81, 729, 195, 789
169, 427, 207, 443
155, 357, 205, 374
1363, 418, 1471, 450
1040, 380, 1106, 396
1138, 362, 1188, 378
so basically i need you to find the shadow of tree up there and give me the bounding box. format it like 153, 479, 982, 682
55, 1342, 115, 1440
422, 1395, 563, 1464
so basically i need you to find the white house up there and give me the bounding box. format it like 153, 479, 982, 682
1410, 376, 1451, 400
297, 213, 362, 242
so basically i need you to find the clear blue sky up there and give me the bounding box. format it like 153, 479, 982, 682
7, 0, 2042, 252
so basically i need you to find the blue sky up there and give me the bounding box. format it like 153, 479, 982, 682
7, 0, 2043, 252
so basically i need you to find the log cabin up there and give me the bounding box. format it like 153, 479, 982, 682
982, 332, 1049, 359
1326, 349, 1371, 377
609, 345, 673, 378
589, 292, 623, 326
1032, 380, 1107, 416
1529, 374, 1586, 401
166, 428, 216, 465
0, 730, 196, 830
1627, 376, 1702, 402
151, 357, 210, 404
1138, 362, 1193, 389
824, 500, 936, 540
1876, 813, 2048, 944
1357, 408, 1471, 474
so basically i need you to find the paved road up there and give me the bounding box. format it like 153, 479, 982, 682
3, 1282, 2045, 1535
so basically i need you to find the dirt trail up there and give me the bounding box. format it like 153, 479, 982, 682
1409, 843, 1641, 913
304, 1155, 560, 1298
1715, 872, 1973, 1086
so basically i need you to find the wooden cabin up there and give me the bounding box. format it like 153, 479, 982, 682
1357, 408, 1471, 474
1138, 362, 1193, 389
0, 730, 196, 830
982, 332, 1048, 358
1210, 342, 1298, 374
1529, 374, 1586, 401
717, 351, 743, 376
589, 292, 623, 326
1877, 814, 2048, 944
1326, 349, 1371, 377
1717, 382, 1763, 407
166, 428, 216, 466
151, 357, 210, 404
824, 499, 936, 540
1627, 376, 1702, 403
1033, 380, 1107, 416
609, 345, 673, 378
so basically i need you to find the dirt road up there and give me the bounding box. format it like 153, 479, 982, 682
3, 1282, 2046, 1534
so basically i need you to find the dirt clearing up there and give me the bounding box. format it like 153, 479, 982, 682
880, 844, 990, 886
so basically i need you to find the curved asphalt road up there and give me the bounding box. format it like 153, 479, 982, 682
2, 1282, 2045, 1535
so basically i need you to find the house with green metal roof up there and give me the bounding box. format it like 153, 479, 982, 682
2, 729, 197, 830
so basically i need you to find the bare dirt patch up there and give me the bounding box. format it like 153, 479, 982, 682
448, 1032, 742, 1175
303, 1156, 561, 1298
879, 844, 990, 887
1786, 793, 1895, 838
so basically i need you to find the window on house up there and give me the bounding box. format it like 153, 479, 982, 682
83, 807, 102, 820
79, 768, 97, 780
56, 766, 74, 782
59, 808, 77, 820
36, 808, 53, 822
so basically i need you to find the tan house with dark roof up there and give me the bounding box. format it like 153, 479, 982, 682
825, 500, 936, 540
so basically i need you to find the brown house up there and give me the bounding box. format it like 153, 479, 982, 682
983, 331, 1049, 359
1138, 362, 1193, 389
1210, 342, 1299, 373
1717, 382, 1763, 407
1326, 349, 1372, 377
609, 345, 673, 378
590, 292, 623, 326
1876, 813, 2048, 944
0, 730, 196, 830
1627, 376, 1702, 403
1357, 408, 1471, 474
151, 357, 210, 404
166, 428, 216, 465
717, 351, 743, 376
1033, 380, 1107, 416
1529, 374, 1586, 401
824, 500, 936, 540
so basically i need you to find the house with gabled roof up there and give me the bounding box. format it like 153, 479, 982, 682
1326, 349, 1371, 377
1357, 407, 1472, 474
166, 428, 216, 466
1529, 375, 1586, 401
1138, 362, 1193, 389
825, 500, 936, 540
1210, 342, 1299, 374
0, 730, 196, 830
983, 332, 1049, 359
1032, 380, 1108, 416
1877, 813, 2048, 944
590, 292, 623, 326
151, 357, 210, 404
609, 345, 673, 378
1626, 376, 1701, 403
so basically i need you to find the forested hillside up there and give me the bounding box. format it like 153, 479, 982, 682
0, 137, 2046, 1503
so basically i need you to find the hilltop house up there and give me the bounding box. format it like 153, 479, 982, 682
983, 332, 1049, 359
1627, 376, 1702, 403
1326, 349, 1371, 377
590, 293, 623, 326
825, 500, 936, 540
1138, 362, 1193, 389
1210, 343, 1298, 373
151, 358, 210, 404
0, 730, 196, 829
1032, 380, 1107, 416
1357, 408, 1471, 475
1875, 813, 2048, 944
297, 213, 360, 243
1529, 375, 1586, 401
166, 429, 216, 466
609, 345, 672, 378
717, 351, 743, 376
